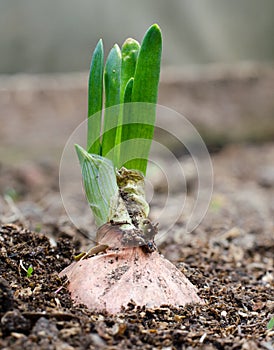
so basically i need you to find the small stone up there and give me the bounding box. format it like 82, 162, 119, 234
258, 166, 274, 188
238, 310, 248, 318
32, 317, 58, 340
221, 310, 227, 318
0, 278, 13, 313
1, 310, 31, 335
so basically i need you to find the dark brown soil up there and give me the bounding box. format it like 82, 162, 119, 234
0, 143, 274, 349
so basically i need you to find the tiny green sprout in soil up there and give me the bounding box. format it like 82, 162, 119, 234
4, 187, 19, 201
60, 24, 203, 314
267, 316, 274, 330
19, 259, 34, 278
26, 266, 34, 278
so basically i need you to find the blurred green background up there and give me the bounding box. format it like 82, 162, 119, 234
0, 0, 274, 74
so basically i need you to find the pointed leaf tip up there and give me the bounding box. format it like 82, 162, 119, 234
123, 77, 134, 103
75, 143, 86, 165
121, 38, 140, 102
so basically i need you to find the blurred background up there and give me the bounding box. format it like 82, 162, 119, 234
0, 0, 274, 241
1, 0, 274, 162
0, 0, 274, 73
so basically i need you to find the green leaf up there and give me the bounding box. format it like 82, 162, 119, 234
121, 24, 162, 174
75, 144, 119, 226
27, 266, 33, 278
102, 44, 122, 160
111, 78, 134, 169
132, 24, 162, 104
121, 38, 140, 102
267, 317, 274, 330
110, 39, 139, 168
87, 39, 104, 154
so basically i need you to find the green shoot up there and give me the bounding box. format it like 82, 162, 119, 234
267, 317, 274, 330
113, 39, 140, 165
76, 24, 162, 227
85, 23, 162, 173
122, 24, 162, 173
87, 39, 104, 154
27, 266, 34, 278
19, 259, 34, 278
102, 44, 122, 161
120, 38, 140, 102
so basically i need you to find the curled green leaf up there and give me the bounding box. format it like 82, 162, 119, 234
75, 144, 119, 226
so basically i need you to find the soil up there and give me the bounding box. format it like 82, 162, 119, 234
0, 142, 274, 349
